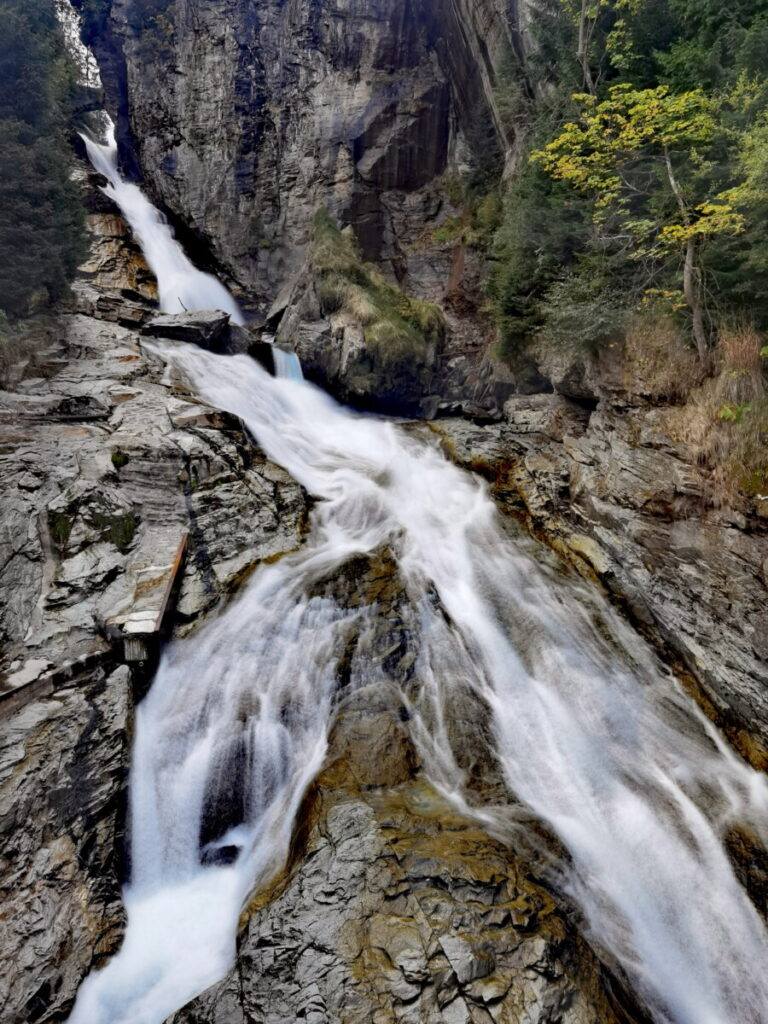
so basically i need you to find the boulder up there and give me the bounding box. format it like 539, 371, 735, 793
141, 310, 231, 348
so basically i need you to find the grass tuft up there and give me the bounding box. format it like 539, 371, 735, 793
311, 210, 444, 369
667, 324, 768, 505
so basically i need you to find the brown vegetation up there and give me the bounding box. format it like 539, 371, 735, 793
666, 324, 768, 506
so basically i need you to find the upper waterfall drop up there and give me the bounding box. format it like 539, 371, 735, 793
268, 340, 304, 382
81, 121, 244, 325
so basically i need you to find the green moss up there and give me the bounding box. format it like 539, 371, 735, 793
311, 209, 444, 371
111, 449, 129, 469
91, 510, 138, 552
48, 510, 72, 550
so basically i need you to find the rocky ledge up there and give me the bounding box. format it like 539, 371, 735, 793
430, 386, 768, 764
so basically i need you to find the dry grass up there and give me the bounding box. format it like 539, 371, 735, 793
667, 324, 768, 505
717, 322, 766, 401
619, 315, 704, 404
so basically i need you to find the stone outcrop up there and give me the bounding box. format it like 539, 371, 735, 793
170, 552, 624, 1024
0, 663, 130, 1024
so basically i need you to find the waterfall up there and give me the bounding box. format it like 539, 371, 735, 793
68, 346, 768, 1024
270, 345, 304, 382
81, 123, 244, 325
69, 123, 768, 1024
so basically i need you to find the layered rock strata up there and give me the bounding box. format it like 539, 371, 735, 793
430, 391, 768, 762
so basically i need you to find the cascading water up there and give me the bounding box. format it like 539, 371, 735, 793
70, 126, 768, 1024
69, 346, 768, 1024
81, 124, 244, 324
270, 344, 304, 382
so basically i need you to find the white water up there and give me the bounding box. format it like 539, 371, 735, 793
69, 128, 768, 1024
67, 347, 768, 1024
81, 123, 244, 324
271, 345, 304, 382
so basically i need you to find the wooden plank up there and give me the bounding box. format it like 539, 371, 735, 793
154, 531, 188, 633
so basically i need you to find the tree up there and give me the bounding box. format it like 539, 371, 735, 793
532, 83, 744, 359
0, 0, 85, 318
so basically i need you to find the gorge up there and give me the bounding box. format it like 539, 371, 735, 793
2, 2, 768, 1024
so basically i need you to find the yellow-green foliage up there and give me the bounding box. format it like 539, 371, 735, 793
431, 186, 503, 248
532, 85, 743, 245
312, 209, 444, 367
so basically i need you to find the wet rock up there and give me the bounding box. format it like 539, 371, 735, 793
165, 547, 620, 1024
201, 845, 241, 868
0, 217, 309, 1022
172, 729, 619, 1024
142, 310, 231, 347
432, 407, 768, 761
0, 664, 131, 1024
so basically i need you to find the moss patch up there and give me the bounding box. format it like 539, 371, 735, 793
48, 510, 72, 550
91, 510, 138, 553
311, 209, 444, 371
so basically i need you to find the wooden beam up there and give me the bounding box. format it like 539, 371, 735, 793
154, 532, 189, 633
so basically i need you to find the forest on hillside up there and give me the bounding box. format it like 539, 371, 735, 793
484, 0, 768, 356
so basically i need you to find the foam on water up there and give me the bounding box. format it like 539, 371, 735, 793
69, 346, 768, 1024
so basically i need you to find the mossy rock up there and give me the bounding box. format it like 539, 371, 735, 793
311, 209, 444, 381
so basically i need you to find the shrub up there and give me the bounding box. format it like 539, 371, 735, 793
536, 276, 629, 354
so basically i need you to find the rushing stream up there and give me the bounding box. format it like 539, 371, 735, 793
69, 124, 768, 1024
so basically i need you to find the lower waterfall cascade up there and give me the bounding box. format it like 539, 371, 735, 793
67, 130, 768, 1024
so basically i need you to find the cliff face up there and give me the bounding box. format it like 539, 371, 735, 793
93, 0, 514, 292
83, 0, 520, 413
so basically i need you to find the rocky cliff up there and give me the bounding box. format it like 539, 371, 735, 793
78, 0, 522, 413
0, 209, 307, 1024
2, 2, 768, 1022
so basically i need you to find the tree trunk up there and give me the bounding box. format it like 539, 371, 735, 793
664, 147, 709, 363
577, 0, 595, 94
683, 237, 708, 363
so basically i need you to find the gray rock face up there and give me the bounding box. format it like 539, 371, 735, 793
141, 310, 232, 347
86, 0, 520, 411
96, 0, 513, 292
170, 552, 622, 1024
0, 311, 305, 674
0, 664, 130, 1024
